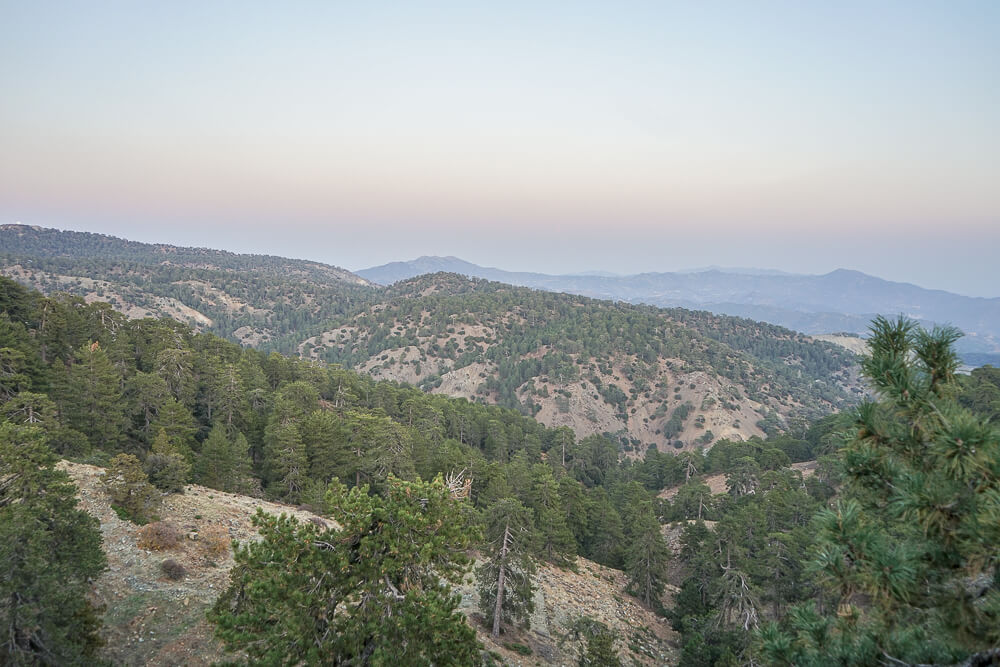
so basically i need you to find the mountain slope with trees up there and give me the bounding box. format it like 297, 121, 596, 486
1, 276, 684, 664
0, 224, 374, 347
2, 275, 995, 665
297, 273, 861, 450
360, 256, 1000, 358
1, 227, 861, 449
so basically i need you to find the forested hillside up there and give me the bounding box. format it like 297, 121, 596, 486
0, 275, 686, 663
2, 226, 862, 450
2, 277, 997, 665
0, 224, 374, 346
360, 255, 1000, 359
297, 273, 861, 450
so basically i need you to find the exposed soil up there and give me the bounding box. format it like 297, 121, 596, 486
61, 461, 677, 666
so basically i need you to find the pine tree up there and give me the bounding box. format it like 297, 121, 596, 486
212, 363, 248, 431
60, 341, 124, 450
477, 498, 537, 637
529, 465, 577, 566
759, 317, 1000, 665
144, 428, 191, 493
671, 480, 713, 521
0, 423, 107, 664
209, 475, 480, 665
149, 397, 197, 457
261, 420, 310, 503
725, 456, 761, 498
103, 453, 160, 523
124, 371, 170, 444
1, 391, 58, 430
299, 410, 350, 484
579, 628, 622, 667
582, 487, 625, 568
623, 491, 670, 609
195, 424, 252, 493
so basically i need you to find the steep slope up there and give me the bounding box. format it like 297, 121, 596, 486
61, 461, 677, 666
359, 256, 1000, 356
0, 224, 375, 346
297, 273, 860, 451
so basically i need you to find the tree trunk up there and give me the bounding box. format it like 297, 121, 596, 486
492, 521, 511, 638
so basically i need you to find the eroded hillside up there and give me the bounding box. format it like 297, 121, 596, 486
298, 274, 862, 452
0, 224, 374, 346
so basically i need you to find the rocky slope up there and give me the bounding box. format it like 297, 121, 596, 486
61, 461, 677, 666
0, 224, 374, 346
298, 274, 862, 452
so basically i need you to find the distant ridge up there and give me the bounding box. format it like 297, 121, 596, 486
0, 224, 369, 285
0, 224, 374, 347
358, 256, 1000, 358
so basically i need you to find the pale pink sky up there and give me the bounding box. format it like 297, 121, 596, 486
1, 2, 998, 295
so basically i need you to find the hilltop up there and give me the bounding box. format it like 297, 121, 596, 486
360, 256, 1000, 359
297, 273, 860, 450
1, 227, 861, 447
0, 224, 374, 346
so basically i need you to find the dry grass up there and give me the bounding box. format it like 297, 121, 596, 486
198, 525, 231, 559
138, 521, 184, 551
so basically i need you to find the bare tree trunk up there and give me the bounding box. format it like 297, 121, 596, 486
492, 521, 511, 638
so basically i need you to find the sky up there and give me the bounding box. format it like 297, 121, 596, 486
1, 1, 998, 296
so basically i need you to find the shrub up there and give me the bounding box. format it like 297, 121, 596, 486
102, 454, 160, 524
138, 521, 183, 551
145, 453, 189, 493
504, 642, 532, 656
161, 559, 186, 581
199, 525, 231, 559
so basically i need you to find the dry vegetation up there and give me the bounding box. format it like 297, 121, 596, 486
60, 461, 678, 666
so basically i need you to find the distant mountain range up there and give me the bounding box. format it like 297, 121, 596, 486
358, 257, 1000, 358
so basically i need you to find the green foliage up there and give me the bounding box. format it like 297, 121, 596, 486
958, 364, 1000, 420
504, 642, 532, 656
528, 465, 577, 566
477, 498, 537, 637
578, 627, 622, 667
103, 453, 160, 524
670, 481, 713, 521
759, 317, 1000, 665
622, 485, 670, 609
210, 475, 480, 665
193, 424, 253, 494
58, 341, 125, 451
663, 402, 694, 440
0, 423, 107, 665
144, 429, 191, 493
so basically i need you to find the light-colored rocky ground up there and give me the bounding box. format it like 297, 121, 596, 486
61, 461, 677, 666
658, 460, 817, 500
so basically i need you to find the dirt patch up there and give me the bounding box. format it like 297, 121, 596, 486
659, 460, 817, 501
59, 462, 334, 666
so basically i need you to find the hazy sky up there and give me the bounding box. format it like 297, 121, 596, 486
2, 1, 998, 296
